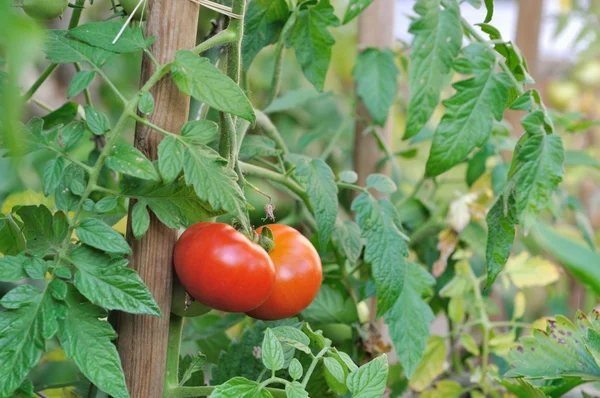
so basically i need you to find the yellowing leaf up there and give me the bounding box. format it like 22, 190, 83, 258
39, 348, 67, 363
489, 332, 516, 356
460, 334, 480, 356
1, 191, 52, 214
505, 252, 560, 288
448, 296, 464, 324
513, 291, 526, 319
531, 317, 552, 332
420, 380, 461, 398
409, 336, 447, 392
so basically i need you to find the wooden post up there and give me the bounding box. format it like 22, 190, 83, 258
115, 1, 200, 396
353, 0, 395, 189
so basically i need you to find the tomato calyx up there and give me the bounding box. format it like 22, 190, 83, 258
256, 226, 275, 254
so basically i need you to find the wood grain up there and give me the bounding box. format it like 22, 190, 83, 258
115, 1, 199, 396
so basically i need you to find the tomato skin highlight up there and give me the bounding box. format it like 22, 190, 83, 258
173, 222, 275, 313
246, 224, 322, 320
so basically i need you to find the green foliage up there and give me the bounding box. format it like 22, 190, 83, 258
67, 70, 95, 99
243, 0, 289, 69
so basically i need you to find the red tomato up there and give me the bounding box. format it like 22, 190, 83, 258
246, 224, 322, 320
173, 222, 275, 313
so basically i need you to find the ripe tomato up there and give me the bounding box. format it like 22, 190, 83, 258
22, 0, 68, 20
246, 224, 322, 320
173, 222, 275, 313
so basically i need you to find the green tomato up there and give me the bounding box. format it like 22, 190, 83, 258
319, 323, 353, 345
120, 0, 147, 20
546, 81, 579, 111
22, 0, 68, 20
171, 276, 211, 318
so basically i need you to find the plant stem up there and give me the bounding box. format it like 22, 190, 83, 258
74, 63, 93, 106
336, 182, 368, 194
93, 65, 127, 104
129, 112, 178, 138
44, 145, 94, 173
255, 110, 289, 155
371, 125, 401, 180
190, 29, 237, 55
240, 161, 309, 207
301, 347, 329, 388
320, 121, 348, 160
226, 0, 246, 85
467, 265, 491, 388
166, 386, 286, 398
23, 64, 58, 101
164, 314, 184, 389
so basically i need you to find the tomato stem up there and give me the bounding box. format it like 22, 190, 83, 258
164, 314, 184, 389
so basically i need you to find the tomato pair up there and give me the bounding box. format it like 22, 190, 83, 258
173, 222, 322, 320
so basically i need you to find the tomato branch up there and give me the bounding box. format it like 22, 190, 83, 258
255, 110, 289, 155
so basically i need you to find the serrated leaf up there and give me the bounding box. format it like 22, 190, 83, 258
263, 88, 330, 114
366, 173, 397, 193
0, 284, 41, 309
42, 156, 64, 196
425, 43, 512, 177
183, 144, 249, 226
131, 200, 150, 239
239, 135, 281, 160
55, 164, 85, 212
262, 328, 285, 371
302, 285, 358, 324
343, 0, 374, 24
271, 325, 311, 356
242, 0, 289, 69
57, 287, 129, 398
294, 157, 337, 249
76, 218, 131, 254
172, 51, 255, 123
138, 92, 154, 115
67, 70, 95, 99
106, 142, 159, 181
212, 377, 272, 398
346, 354, 388, 398
485, 194, 517, 287
61, 122, 85, 151
49, 278, 68, 300
286, 0, 340, 90
179, 352, 206, 387
45, 30, 117, 67
83, 196, 118, 213
180, 120, 219, 145
68, 21, 149, 53
70, 245, 159, 316
504, 252, 560, 288
353, 48, 399, 125
289, 358, 303, 380
286, 381, 309, 398
24, 257, 48, 279
352, 193, 408, 317
385, 263, 435, 378
404, 0, 462, 139
332, 221, 363, 264
158, 136, 184, 183
85, 106, 110, 136
0, 255, 27, 282
17, 205, 66, 256
408, 336, 447, 392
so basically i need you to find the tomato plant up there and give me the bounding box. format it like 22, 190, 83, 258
1, 0, 598, 396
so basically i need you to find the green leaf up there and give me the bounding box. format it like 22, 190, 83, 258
57, 287, 129, 398
366, 173, 397, 193
564, 150, 600, 169
271, 325, 311, 355
346, 354, 388, 398
385, 263, 435, 378
0, 255, 27, 281
324, 357, 346, 391
263, 88, 330, 114
83, 196, 118, 213
286, 0, 340, 90
138, 92, 154, 115
183, 144, 249, 225
180, 120, 219, 145
42, 156, 64, 196
343, 0, 374, 24
24, 257, 48, 279
261, 328, 285, 371
484, 0, 493, 23
338, 170, 358, 184
352, 193, 408, 317
289, 358, 303, 380
302, 285, 358, 324
286, 381, 309, 398
179, 352, 206, 387
530, 224, 600, 295
41, 102, 79, 130
68, 21, 150, 53
85, 105, 110, 136
49, 278, 68, 300
17, 205, 67, 256
0, 284, 41, 309
239, 135, 281, 161
55, 164, 86, 212
485, 194, 517, 287
67, 70, 95, 99
70, 245, 159, 316
45, 30, 117, 67
172, 51, 255, 123
76, 218, 131, 254
294, 157, 337, 249
506, 312, 600, 381
404, 0, 462, 139
158, 136, 184, 183
212, 377, 272, 398
61, 122, 85, 152
332, 221, 363, 265
242, 0, 289, 69
106, 142, 160, 181
425, 43, 512, 177
131, 200, 150, 239
353, 48, 399, 125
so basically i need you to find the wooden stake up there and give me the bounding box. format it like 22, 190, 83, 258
115, 0, 199, 396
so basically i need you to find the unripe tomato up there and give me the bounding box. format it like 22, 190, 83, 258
120, 0, 147, 20
22, 0, 68, 20
246, 224, 322, 320
171, 275, 211, 318
173, 222, 275, 313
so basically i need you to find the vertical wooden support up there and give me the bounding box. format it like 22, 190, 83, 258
353, 0, 395, 189
115, 1, 199, 396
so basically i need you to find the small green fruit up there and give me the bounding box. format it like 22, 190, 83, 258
120, 0, 147, 20
22, 0, 68, 20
